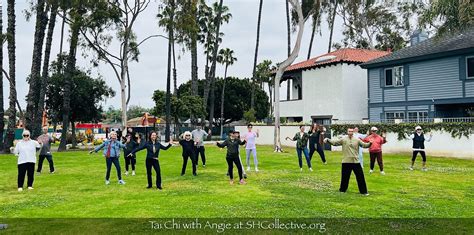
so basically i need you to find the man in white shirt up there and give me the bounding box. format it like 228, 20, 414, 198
13, 130, 42, 192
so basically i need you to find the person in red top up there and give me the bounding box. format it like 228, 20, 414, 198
363, 127, 387, 175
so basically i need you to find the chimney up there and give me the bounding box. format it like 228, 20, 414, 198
410, 29, 429, 46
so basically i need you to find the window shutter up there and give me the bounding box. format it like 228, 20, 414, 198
459, 56, 467, 80
404, 65, 409, 86
380, 68, 385, 88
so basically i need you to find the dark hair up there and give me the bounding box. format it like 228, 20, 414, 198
311, 123, 319, 132
247, 124, 253, 128
299, 125, 304, 129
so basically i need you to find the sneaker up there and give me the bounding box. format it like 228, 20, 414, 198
18, 188, 23, 192
118, 180, 126, 185
247, 167, 251, 171
105, 180, 110, 185
146, 186, 153, 189
300, 168, 303, 172
132, 171, 136, 176
229, 180, 234, 185
50, 171, 55, 174
36, 172, 41, 175
125, 171, 129, 176
255, 168, 259, 172
193, 173, 197, 176
369, 170, 374, 174
309, 168, 313, 172
27, 187, 34, 190
409, 167, 414, 171
239, 179, 247, 185
243, 174, 247, 179
203, 164, 206, 168
157, 186, 163, 190
380, 171, 386, 175
422, 168, 428, 172
323, 162, 328, 165
363, 193, 370, 196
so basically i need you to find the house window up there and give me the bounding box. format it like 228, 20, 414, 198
467, 57, 474, 79
384, 66, 404, 87
385, 112, 405, 121
408, 111, 429, 122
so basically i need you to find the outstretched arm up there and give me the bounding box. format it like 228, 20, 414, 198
216, 140, 228, 148
359, 139, 372, 148
90, 142, 106, 154
325, 138, 343, 146
160, 142, 172, 150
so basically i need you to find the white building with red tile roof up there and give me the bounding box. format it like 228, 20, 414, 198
280, 48, 390, 124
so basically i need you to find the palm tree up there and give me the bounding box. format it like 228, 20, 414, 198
307, 0, 322, 59
4, 0, 17, 152
250, 0, 264, 110
255, 60, 273, 117
327, 0, 339, 52
0, 2, 5, 152
217, 48, 237, 137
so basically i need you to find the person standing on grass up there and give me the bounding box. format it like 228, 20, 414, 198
354, 127, 367, 168
216, 131, 247, 185
308, 123, 327, 165
244, 124, 259, 172
13, 130, 42, 192
362, 127, 387, 175
129, 132, 172, 190
123, 134, 139, 176
324, 128, 372, 196
192, 126, 211, 167
286, 125, 313, 172
175, 131, 197, 176
408, 126, 432, 171
36, 126, 55, 174
90, 131, 127, 185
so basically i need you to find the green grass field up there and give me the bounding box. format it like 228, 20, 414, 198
0, 145, 473, 233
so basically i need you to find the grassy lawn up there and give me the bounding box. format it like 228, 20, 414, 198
0, 145, 472, 233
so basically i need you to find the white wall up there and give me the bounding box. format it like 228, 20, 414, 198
341, 64, 369, 121
235, 126, 474, 159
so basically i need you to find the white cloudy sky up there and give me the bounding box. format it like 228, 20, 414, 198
4, 0, 345, 110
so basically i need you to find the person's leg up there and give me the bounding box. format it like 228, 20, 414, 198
369, 153, 376, 171
377, 152, 384, 172
181, 156, 188, 175
411, 151, 418, 169
317, 144, 327, 163
125, 157, 130, 172
421, 151, 427, 169
252, 148, 258, 170
37, 155, 45, 173
339, 163, 352, 192
353, 163, 368, 194
303, 147, 312, 169
112, 158, 122, 180
26, 163, 35, 187
131, 157, 136, 171
105, 158, 113, 181
226, 157, 234, 180
309, 144, 316, 161
191, 155, 197, 175
245, 149, 251, 169
234, 157, 244, 180
18, 163, 27, 188
154, 160, 162, 188
146, 159, 153, 187
238, 154, 246, 175
46, 155, 55, 173
296, 148, 303, 169
201, 147, 206, 166
358, 149, 364, 168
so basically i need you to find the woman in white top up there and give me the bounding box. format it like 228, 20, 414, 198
13, 130, 42, 191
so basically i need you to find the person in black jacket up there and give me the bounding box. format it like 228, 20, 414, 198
407, 126, 432, 171
216, 131, 247, 185
123, 134, 139, 176
129, 132, 172, 189
175, 131, 197, 176
308, 123, 327, 164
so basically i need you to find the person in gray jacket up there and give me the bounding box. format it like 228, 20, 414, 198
191, 126, 211, 167
36, 126, 55, 174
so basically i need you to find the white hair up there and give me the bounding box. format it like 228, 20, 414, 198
22, 130, 31, 137
184, 131, 192, 136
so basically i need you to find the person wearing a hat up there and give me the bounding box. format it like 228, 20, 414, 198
216, 130, 247, 185
286, 125, 312, 172
407, 126, 432, 171
324, 128, 372, 195
175, 131, 197, 176
362, 127, 387, 175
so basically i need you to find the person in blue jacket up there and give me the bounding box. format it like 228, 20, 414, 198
129, 131, 172, 190
90, 131, 127, 185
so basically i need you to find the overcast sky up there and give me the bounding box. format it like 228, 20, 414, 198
3, 0, 344, 110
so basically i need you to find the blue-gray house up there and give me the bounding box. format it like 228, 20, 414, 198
360, 28, 474, 122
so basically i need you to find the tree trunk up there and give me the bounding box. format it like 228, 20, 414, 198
286, 0, 291, 57
0, 3, 4, 152
4, 0, 17, 152
58, 14, 81, 152
120, 27, 130, 132
267, 82, 273, 117
191, 36, 198, 97
274, 0, 306, 152
208, 78, 216, 128
26, 0, 48, 139
251, 0, 264, 110
307, 19, 317, 59
219, 65, 228, 137
71, 120, 76, 148
207, 0, 225, 131
165, 0, 175, 142
328, 0, 338, 53
37, 1, 59, 131
172, 35, 177, 95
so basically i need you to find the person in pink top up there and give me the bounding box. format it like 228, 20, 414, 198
244, 124, 259, 172
363, 127, 387, 175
